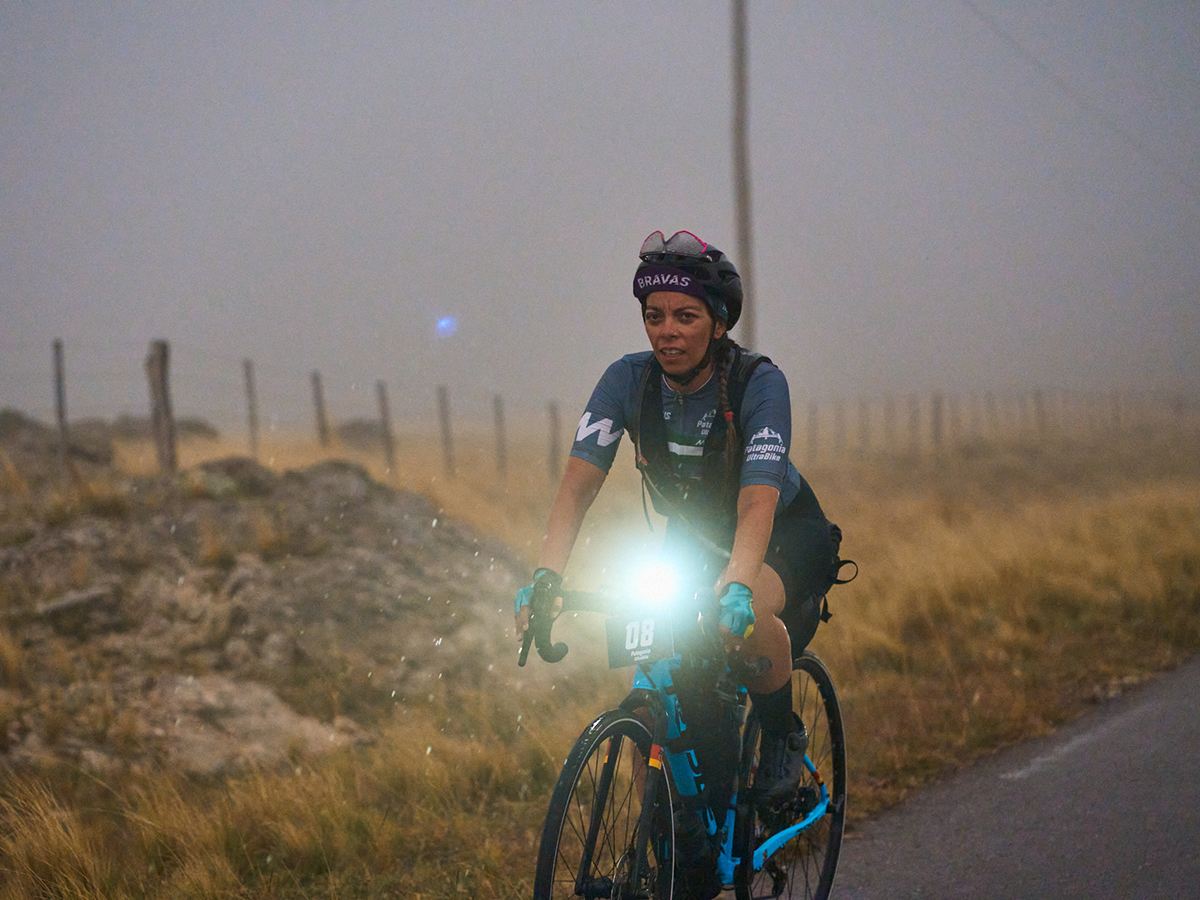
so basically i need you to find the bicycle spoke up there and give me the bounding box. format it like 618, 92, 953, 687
535, 712, 674, 898
738, 653, 846, 900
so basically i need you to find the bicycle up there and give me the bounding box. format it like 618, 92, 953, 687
519, 564, 846, 899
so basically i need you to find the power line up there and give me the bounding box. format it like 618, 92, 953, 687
959, 0, 1199, 198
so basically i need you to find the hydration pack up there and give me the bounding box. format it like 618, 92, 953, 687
629, 347, 770, 549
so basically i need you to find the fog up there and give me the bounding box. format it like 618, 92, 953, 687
2, 1, 1198, 435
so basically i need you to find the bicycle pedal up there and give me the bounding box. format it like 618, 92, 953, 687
793, 785, 819, 816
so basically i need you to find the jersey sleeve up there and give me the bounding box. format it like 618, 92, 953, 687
568, 356, 639, 473
738, 362, 793, 491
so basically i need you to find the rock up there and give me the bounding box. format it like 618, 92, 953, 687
34, 584, 122, 635
65, 419, 116, 464
297, 459, 377, 502
259, 632, 296, 674
153, 674, 368, 776
335, 418, 388, 451
190, 457, 278, 498
223, 637, 254, 669
0, 445, 529, 777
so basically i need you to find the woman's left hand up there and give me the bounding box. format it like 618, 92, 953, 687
718, 582, 755, 639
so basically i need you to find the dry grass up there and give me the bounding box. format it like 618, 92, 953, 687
816, 464, 1200, 812
1, 427, 1198, 897
113, 428, 566, 560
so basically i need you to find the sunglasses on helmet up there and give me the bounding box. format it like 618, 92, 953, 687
639, 230, 709, 260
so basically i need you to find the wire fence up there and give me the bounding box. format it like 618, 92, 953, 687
3, 337, 1198, 480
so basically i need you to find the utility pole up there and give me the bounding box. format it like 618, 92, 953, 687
732, 0, 756, 349
53, 338, 69, 479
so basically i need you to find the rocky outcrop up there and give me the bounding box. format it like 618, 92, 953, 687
0, 453, 526, 776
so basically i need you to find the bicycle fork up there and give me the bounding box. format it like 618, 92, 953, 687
575, 735, 623, 897
574, 731, 667, 900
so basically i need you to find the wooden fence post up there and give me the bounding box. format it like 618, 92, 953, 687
930, 391, 944, 455
1033, 389, 1047, 444
493, 394, 507, 478
883, 395, 896, 456
376, 380, 396, 475
311, 371, 330, 448
243, 359, 259, 461
861, 397, 874, 458
437, 385, 455, 477
807, 400, 819, 463
833, 399, 846, 459
948, 394, 961, 450
908, 393, 921, 459
548, 401, 562, 482
53, 338, 69, 478
144, 339, 177, 473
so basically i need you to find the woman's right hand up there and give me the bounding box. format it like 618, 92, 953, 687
513, 567, 562, 643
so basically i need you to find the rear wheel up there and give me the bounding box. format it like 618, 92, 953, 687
735, 651, 846, 900
534, 709, 675, 899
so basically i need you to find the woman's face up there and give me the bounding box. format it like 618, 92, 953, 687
642, 291, 727, 388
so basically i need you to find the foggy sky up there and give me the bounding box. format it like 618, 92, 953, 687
2, 1, 1198, 434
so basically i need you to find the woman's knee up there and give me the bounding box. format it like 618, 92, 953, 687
751, 563, 786, 619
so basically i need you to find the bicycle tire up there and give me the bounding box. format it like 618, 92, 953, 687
534, 709, 676, 899
735, 651, 847, 900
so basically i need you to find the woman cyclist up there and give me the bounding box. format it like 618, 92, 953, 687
515, 228, 841, 818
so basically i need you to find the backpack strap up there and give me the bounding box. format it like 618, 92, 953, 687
725, 348, 770, 424
631, 346, 771, 545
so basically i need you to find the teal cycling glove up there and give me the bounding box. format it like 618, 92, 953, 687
719, 582, 755, 638
514, 568, 562, 615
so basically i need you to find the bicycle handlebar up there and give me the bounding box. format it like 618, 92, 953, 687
517, 585, 774, 693
517, 605, 568, 667
518, 585, 753, 673
517, 585, 586, 667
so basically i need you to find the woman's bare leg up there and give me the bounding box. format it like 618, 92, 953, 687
734, 562, 790, 694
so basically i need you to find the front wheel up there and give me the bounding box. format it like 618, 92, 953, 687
736, 651, 847, 900
534, 709, 675, 899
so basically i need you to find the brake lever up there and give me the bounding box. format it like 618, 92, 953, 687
518, 626, 535, 667
517, 585, 569, 666
532, 590, 569, 663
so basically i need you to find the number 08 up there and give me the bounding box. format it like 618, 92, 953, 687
624, 618, 655, 650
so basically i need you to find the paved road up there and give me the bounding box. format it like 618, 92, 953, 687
834, 655, 1200, 900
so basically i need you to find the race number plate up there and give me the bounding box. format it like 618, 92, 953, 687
605, 614, 674, 669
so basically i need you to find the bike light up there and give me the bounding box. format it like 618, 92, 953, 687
631, 561, 678, 606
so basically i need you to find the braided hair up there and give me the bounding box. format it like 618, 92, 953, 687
713, 335, 741, 476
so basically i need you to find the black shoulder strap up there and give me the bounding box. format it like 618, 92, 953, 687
725, 348, 770, 431
630, 354, 665, 470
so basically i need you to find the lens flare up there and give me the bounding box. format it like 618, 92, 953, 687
435, 316, 458, 338
632, 562, 678, 606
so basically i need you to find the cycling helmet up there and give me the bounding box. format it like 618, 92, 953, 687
633, 230, 743, 329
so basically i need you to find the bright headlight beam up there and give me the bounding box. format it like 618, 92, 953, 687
632, 562, 678, 607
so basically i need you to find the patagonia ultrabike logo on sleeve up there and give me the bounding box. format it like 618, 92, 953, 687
745, 425, 786, 463
576, 412, 622, 447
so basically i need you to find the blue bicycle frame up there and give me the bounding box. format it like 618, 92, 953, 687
629, 652, 829, 884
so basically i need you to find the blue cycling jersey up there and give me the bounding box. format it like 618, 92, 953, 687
569, 350, 805, 515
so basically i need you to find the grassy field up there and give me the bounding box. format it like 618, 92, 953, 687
2, 426, 1199, 898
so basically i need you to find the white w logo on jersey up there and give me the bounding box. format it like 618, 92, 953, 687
576, 412, 622, 448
